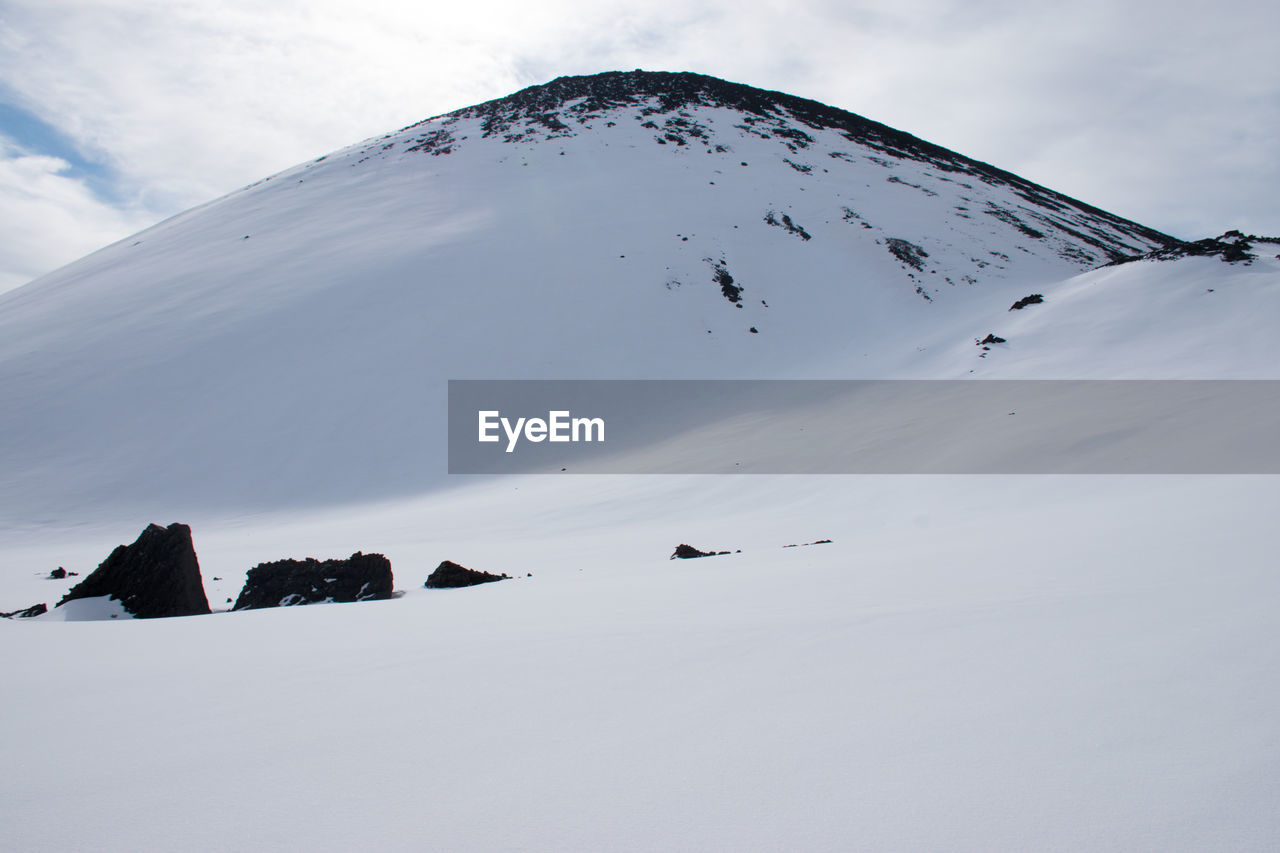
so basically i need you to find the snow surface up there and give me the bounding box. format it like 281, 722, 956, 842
4, 475, 1279, 851
34, 594, 130, 621
1, 75, 1278, 850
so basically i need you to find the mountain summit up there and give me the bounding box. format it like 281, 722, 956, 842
409, 70, 1175, 261
0, 71, 1266, 521
400, 70, 1174, 265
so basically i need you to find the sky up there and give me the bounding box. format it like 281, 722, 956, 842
0, 0, 1276, 294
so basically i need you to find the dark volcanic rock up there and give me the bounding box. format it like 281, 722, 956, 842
1009, 294, 1044, 310
670, 544, 731, 559
58, 523, 210, 619
885, 237, 929, 271
979, 333, 1007, 345
710, 261, 742, 303
784, 539, 832, 549
233, 552, 394, 610
425, 560, 510, 589
1, 602, 48, 618
764, 210, 812, 240
48, 567, 67, 579
1109, 230, 1280, 266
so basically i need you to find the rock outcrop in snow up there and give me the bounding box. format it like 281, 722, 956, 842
1, 602, 47, 618
670, 544, 730, 559
424, 561, 510, 588
1108, 230, 1280, 266
233, 552, 394, 610
58, 523, 210, 618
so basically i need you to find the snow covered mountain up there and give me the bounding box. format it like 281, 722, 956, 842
2, 72, 1278, 852
3, 69, 1251, 522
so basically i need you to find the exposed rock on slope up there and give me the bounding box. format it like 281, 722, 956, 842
58, 523, 210, 618
424, 561, 510, 589
1108, 230, 1280, 266
411, 70, 1177, 263
233, 553, 393, 610
1, 603, 47, 618
670, 544, 731, 559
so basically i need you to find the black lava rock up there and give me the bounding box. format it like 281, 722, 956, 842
885, 237, 929, 270
1, 603, 48, 619
1009, 294, 1044, 310
425, 560, 510, 589
670, 544, 731, 559
233, 552, 394, 610
48, 567, 67, 580
58, 523, 210, 619
979, 333, 1007, 345
1108, 231, 1280, 266
712, 263, 742, 303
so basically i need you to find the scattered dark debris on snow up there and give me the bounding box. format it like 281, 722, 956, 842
708, 259, 743, 303
978, 333, 1007, 346
983, 203, 1044, 239
1057, 244, 1096, 265
1, 603, 47, 619
886, 175, 937, 196
405, 127, 457, 156
841, 207, 874, 229
369, 71, 1176, 261
885, 238, 929, 271
764, 211, 812, 240
783, 539, 833, 548
1108, 230, 1280, 266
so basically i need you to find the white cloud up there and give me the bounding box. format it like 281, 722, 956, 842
0, 137, 152, 293
0, 0, 1276, 290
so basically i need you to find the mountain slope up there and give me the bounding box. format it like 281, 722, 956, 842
0, 71, 1218, 522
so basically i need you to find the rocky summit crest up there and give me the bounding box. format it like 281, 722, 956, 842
392, 70, 1175, 262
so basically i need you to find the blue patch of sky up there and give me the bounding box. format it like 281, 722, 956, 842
0, 93, 125, 204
